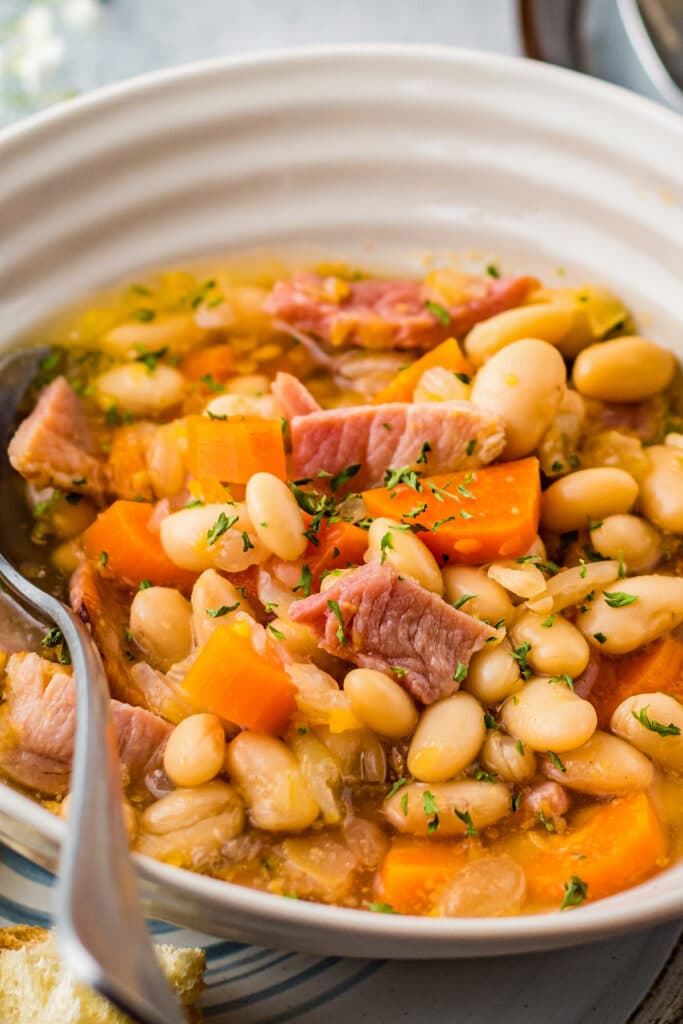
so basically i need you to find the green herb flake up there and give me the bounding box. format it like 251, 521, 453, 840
383, 422, 392, 431
385, 777, 409, 800
454, 371, 472, 386
551, 461, 564, 473
511, 793, 521, 812
99, 551, 108, 568
541, 614, 555, 628
549, 674, 574, 691
267, 624, 286, 641
330, 464, 361, 493
368, 902, 398, 914
207, 409, 227, 421
560, 875, 588, 910
466, 439, 476, 457
453, 661, 468, 684
384, 466, 422, 492
579, 558, 587, 579
424, 299, 451, 325
138, 579, 152, 591
433, 515, 456, 532
423, 790, 440, 833
297, 725, 309, 735
400, 792, 409, 816
548, 750, 567, 773
132, 307, 156, 323
134, 344, 168, 372
403, 502, 428, 520
594, 632, 608, 645
632, 705, 681, 737
200, 373, 225, 393
453, 593, 477, 610
537, 810, 555, 833
327, 599, 347, 645
454, 808, 478, 837
380, 531, 394, 565
511, 641, 532, 680
485, 263, 501, 279
618, 548, 626, 579
206, 603, 240, 618
484, 712, 499, 731
40, 627, 71, 665
515, 739, 525, 756
391, 666, 408, 678
474, 769, 498, 783
292, 564, 314, 597
416, 441, 432, 465
603, 590, 638, 608
206, 511, 239, 546
241, 531, 254, 553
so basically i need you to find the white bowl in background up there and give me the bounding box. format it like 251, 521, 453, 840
0, 45, 682, 957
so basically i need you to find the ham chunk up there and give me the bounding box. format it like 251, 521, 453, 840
288, 562, 495, 703
0, 653, 171, 796
272, 371, 321, 418
290, 401, 504, 489
8, 377, 108, 498
264, 272, 538, 350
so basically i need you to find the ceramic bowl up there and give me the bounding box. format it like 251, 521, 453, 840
1, 45, 682, 957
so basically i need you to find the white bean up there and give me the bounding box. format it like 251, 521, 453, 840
163, 714, 226, 787
511, 611, 590, 678
470, 339, 566, 459
366, 517, 443, 595
160, 502, 268, 573
542, 730, 653, 795
245, 472, 307, 560
94, 362, 186, 417
501, 676, 597, 752
384, 780, 510, 836
442, 566, 515, 625
141, 781, 243, 835
611, 692, 683, 772
576, 574, 683, 654
101, 313, 208, 359
573, 336, 675, 402
639, 445, 683, 534
407, 693, 486, 782
480, 731, 536, 784
226, 732, 320, 831
464, 302, 576, 368
205, 392, 279, 419
590, 515, 661, 573
540, 468, 638, 534
463, 640, 522, 705
487, 561, 546, 600
438, 855, 527, 917
191, 568, 254, 647
344, 668, 418, 738
129, 586, 192, 671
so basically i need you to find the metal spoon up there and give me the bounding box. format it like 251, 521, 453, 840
0, 349, 187, 1024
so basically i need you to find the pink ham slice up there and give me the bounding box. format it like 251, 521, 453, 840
264, 272, 538, 350
288, 562, 495, 704
8, 376, 108, 499
290, 400, 504, 489
0, 653, 171, 796
272, 371, 321, 418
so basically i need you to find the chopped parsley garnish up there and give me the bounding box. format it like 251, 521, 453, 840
432, 515, 456, 532
453, 593, 477, 610
618, 548, 625, 579
206, 604, 239, 618
380, 531, 394, 564
459, 509, 473, 520
548, 750, 566, 773
292, 564, 314, 597
515, 739, 525, 756
99, 551, 108, 567
327, 599, 347, 644
190, 278, 217, 309
485, 263, 500, 278
368, 902, 398, 914
391, 666, 408, 678
466, 439, 476, 457
541, 614, 555, 628
200, 373, 225, 393
474, 769, 498, 783
267, 624, 286, 641
132, 307, 156, 322
603, 590, 638, 608
537, 810, 555, 833
297, 725, 309, 735
560, 875, 588, 910
263, 602, 279, 614
424, 299, 451, 324
423, 790, 440, 833
454, 371, 472, 386
330, 463, 361, 493
594, 632, 608, 645
40, 627, 71, 665
383, 422, 392, 430
457, 480, 475, 500
549, 674, 574, 691
134, 345, 168, 372
588, 519, 603, 531
138, 579, 152, 590
207, 409, 227, 421
72, 476, 87, 486
511, 792, 521, 812
551, 461, 564, 473
416, 442, 431, 465
384, 466, 422, 491
632, 706, 681, 737
385, 777, 409, 800
400, 792, 409, 816
184, 499, 204, 509
454, 808, 477, 837
241, 531, 254, 552
579, 558, 587, 579
511, 641, 532, 680
403, 502, 428, 519
207, 511, 239, 546
453, 661, 468, 683
484, 712, 499, 731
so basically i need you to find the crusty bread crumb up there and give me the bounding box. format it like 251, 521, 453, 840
0, 926, 205, 1023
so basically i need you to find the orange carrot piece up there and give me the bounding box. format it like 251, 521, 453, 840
182, 620, 297, 733
378, 840, 468, 914
587, 634, 683, 729
362, 457, 540, 566
306, 520, 369, 583
186, 415, 287, 483
180, 343, 235, 385
82, 500, 196, 591
373, 337, 472, 404
107, 426, 153, 501
501, 794, 668, 908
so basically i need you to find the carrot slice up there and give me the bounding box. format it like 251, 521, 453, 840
180, 343, 235, 386
305, 520, 369, 585
82, 500, 196, 591
182, 620, 297, 733
106, 426, 153, 501
500, 793, 668, 908
362, 457, 540, 566
186, 415, 287, 483
373, 337, 471, 404
377, 840, 468, 914
587, 634, 683, 729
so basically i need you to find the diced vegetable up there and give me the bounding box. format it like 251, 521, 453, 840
377, 840, 468, 914
362, 458, 541, 566
107, 426, 153, 500
499, 793, 667, 906
373, 337, 471, 404
586, 634, 683, 729
82, 500, 196, 591
305, 520, 369, 584
182, 620, 297, 733
180, 343, 235, 385
186, 415, 287, 483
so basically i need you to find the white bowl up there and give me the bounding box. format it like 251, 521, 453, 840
1, 45, 682, 957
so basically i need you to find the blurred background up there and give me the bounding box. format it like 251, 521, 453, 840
1, 0, 682, 129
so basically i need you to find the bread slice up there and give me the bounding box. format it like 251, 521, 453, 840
0, 925, 205, 1023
